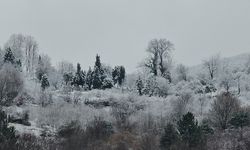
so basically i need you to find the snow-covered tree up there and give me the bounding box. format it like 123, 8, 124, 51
0, 64, 23, 105
218, 68, 234, 92
92, 55, 105, 89
85, 67, 93, 90
112, 66, 126, 86
176, 64, 188, 81
3, 48, 15, 64
35, 54, 52, 81
57, 61, 75, 75
143, 39, 174, 82
203, 54, 220, 80
23, 35, 39, 74
210, 92, 240, 129
4, 34, 39, 75
63, 72, 74, 85
41, 74, 50, 90
4, 34, 25, 63
72, 63, 85, 87
136, 76, 144, 96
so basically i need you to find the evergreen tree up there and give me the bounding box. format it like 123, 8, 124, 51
160, 123, 179, 150
41, 74, 50, 90
92, 55, 105, 89
136, 76, 144, 96
86, 67, 93, 90
95, 54, 101, 69
112, 66, 126, 86
112, 66, 119, 85
118, 66, 125, 85
102, 78, 113, 89
36, 56, 44, 81
3, 48, 15, 64
72, 63, 85, 87
177, 112, 202, 148
63, 72, 73, 85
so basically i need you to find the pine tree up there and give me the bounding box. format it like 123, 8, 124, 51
160, 123, 179, 150
3, 48, 15, 64
86, 67, 93, 90
41, 74, 50, 90
136, 76, 144, 96
72, 63, 85, 87
112, 66, 126, 86
118, 66, 125, 85
36, 56, 44, 81
177, 112, 202, 148
92, 55, 105, 89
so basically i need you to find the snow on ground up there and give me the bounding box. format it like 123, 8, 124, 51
9, 121, 42, 137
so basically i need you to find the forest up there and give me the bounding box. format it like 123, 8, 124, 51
1, 34, 250, 150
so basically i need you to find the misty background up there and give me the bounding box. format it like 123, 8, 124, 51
0, 0, 250, 72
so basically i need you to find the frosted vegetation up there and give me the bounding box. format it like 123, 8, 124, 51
0, 34, 250, 150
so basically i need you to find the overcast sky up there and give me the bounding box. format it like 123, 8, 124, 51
0, 0, 250, 72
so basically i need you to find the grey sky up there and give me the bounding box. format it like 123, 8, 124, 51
0, 0, 250, 73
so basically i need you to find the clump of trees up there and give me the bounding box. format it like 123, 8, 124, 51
62, 54, 126, 91
0, 48, 24, 106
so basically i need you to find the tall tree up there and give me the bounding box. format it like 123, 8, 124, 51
92, 55, 105, 89
203, 54, 220, 80
35, 54, 52, 81
41, 74, 50, 90
112, 66, 126, 86
157, 39, 174, 80
144, 39, 159, 76
86, 67, 93, 90
176, 64, 188, 81
144, 39, 174, 82
136, 76, 144, 96
177, 112, 202, 148
72, 63, 85, 87
24, 35, 39, 74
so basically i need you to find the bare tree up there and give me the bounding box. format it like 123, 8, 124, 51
218, 68, 233, 93
210, 92, 240, 129
176, 64, 188, 81
57, 60, 75, 75
203, 54, 220, 80
24, 35, 39, 75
